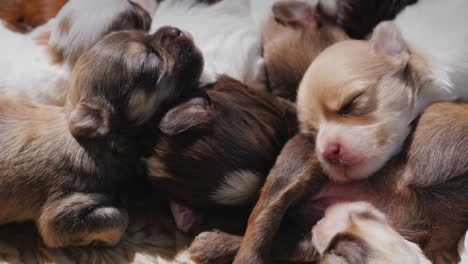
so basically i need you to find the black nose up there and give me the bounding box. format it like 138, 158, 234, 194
163, 27, 182, 38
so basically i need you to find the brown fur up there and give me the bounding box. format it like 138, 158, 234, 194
148, 76, 298, 233
261, 0, 348, 101
0, 0, 67, 33
0, 28, 203, 248
189, 102, 468, 264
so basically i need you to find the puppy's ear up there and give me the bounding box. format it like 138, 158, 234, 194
370, 21, 410, 68
69, 102, 111, 138
272, 0, 315, 27
129, 1, 153, 31
160, 97, 212, 135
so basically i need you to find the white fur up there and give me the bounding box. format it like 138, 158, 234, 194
150, 0, 262, 84
0, 21, 69, 105
0, 0, 139, 106
210, 170, 261, 206
394, 0, 468, 104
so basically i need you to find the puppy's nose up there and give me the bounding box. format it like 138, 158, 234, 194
323, 144, 341, 165
163, 27, 183, 38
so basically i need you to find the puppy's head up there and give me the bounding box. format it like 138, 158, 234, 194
297, 22, 424, 182
48, 0, 152, 67
148, 76, 297, 208
262, 0, 348, 101
312, 202, 429, 264
67, 28, 203, 152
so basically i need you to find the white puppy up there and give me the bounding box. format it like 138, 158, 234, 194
151, 0, 263, 84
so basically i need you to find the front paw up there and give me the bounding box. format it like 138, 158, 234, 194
189, 230, 241, 264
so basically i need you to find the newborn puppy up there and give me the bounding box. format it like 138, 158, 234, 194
189, 103, 468, 264
0, 0, 67, 33
0, 27, 202, 248
151, 0, 263, 85
0, 0, 151, 105
298, 0, 468, 182
261, 0, 348, 101
313, 202, 430, 264
147, 76, 297, 232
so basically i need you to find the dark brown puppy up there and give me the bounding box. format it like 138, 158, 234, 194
318, 0, 417, 39
189, 103, 468, 264
0, 0, 68, 33
0, 27, 203, 248
262, 0, 348, 101
147, 76, 298, 232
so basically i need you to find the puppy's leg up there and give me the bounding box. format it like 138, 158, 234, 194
190, 225, 317, 264
226, 134, 325, 264
37, 193, 129, 248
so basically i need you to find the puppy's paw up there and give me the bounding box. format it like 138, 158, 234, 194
170, 201, 202, 233
189, 231, 240, 264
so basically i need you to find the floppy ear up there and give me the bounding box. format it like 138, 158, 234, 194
272, 0, 315, 27
370, 21, 410, 68
68, 102, 110, 138
159, 97, 212, 135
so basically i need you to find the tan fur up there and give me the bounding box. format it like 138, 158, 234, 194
0, 0, 67, 33
261, 0, 348, 101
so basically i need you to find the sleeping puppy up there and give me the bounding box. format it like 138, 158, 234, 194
189, 102, 468, 264
313, 202, 430, 264
147, 76, 297, 232
151, 0, 263, 85
261, 0, 348, 101
0, 0, 151, 105
0, 27, 202, 248
0, 0, 68, 33
298, 0, 468, 182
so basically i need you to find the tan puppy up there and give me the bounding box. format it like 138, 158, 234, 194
0, 28, 203, 248
261, 0, 348, 101
313, 202, 430, 264
297, 0, 468, 182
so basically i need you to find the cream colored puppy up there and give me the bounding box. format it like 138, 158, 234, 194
312, 202, 431, 264
298, 0, 468, 182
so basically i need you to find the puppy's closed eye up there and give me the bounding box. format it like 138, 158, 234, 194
338, 92, 373, 117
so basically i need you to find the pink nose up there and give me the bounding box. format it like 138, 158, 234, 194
323, 144, 341, 165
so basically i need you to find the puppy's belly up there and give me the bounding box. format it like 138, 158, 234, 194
299, 181, 376, 225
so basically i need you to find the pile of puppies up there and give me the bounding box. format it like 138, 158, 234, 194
0, 0, 466, 263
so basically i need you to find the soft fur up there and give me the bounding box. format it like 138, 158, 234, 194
0, 0, 151, 105
297, 0, 468, 182
261, 0, 347, 101
318, 0, 417, 39
0, 27, 203, 248
150, 0, 263, 85
313, 202, 431, 264
0, 0, 67, 33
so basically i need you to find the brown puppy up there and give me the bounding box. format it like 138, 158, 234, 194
261, 0, 348, 101
0, 0, 68, 33
189, 102, 468, 264
0, 27, 203, 248
147, 76, 297, 232
313, 202, 430, 264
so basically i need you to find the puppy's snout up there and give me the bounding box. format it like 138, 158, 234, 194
323, 143, 341, 165
163, 26, 183, 38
